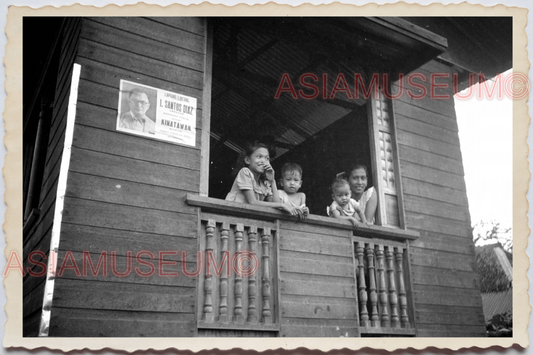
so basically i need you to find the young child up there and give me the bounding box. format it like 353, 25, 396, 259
278, 163, 309, 219
346, 165, 378, 224
329, 177, 369, 228
225, 142, 302, 217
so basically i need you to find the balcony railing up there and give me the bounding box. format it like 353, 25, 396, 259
187, 194, 418, 336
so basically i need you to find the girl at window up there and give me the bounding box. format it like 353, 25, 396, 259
225, 141, 302, 217
346, 165, 378, 224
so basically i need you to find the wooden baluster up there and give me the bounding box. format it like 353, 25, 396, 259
366, 243, 379, 326
376, 244, 389, 328
218, 222, 230, 323
395, 247, 410, 327
386, 246, 399, 327
356, 242, 369, 326
203, 219, 216, 323
261, 227, 272, 324
247, 225, 258, 323
233, 223, 245, 323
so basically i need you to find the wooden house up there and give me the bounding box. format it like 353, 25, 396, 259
23, 16, 512, 337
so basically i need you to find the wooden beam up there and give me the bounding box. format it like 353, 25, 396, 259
186, 194, 419, 241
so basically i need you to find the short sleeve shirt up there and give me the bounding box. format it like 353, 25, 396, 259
330, 199, 360, 218
225, 168, 272, 203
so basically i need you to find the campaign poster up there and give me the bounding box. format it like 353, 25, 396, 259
116, 80, 197, 146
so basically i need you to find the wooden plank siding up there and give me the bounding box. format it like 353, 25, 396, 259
23, 18, 82, 337
48, 17, 207, 337
393, 60, 485, 337
277, 220, 359, 337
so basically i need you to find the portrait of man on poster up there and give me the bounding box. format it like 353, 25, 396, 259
118, 86, 156, 134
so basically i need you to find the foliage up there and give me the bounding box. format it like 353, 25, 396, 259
475, 245, 512, 292
486, 310, 512, 337
473, 220, 512, 253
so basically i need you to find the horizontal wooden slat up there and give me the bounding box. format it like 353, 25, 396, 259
76, 57, 204, 109
396, 114, 460, 145
74, 121, 200, 167
66, 172, 197, 214
410, 266, 480, 289
279, 233, 352, 257
403, 194, 469, 222
405, 214, 471, 238
402, 177, 468, 206
78, 40, 203, 90
82, 19, 204, 72
394, 87, 456, 116
400, 161, 466, 191
413, 285, 483, 307
186, 195, 419, 241
415, 324, 486, 337
415, 304, 485, 326
89, 17, 205, 53
69, 148, 200, 192
408, 232, 475, 255
397, 129, 462, 160
280, 294, 357, 319
280, 273, 355, 298
280, 317, 358, 337
279, 251, 353, 278
59, 223, 198, 260
62, 198, 198, 237
200, 212, 277, 231
149, 17, 206, 35
393, 94, 458, 132
280, 219, 352, 238
53, 278, 195, 313
409, 249, 476, 272
49, 308, 196, 337
55, 251, 196, 288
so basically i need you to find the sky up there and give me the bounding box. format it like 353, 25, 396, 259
454, 69, 513, 229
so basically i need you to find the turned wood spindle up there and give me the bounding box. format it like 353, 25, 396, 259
366, 243, 379, 326
203, 219, 216, 323
247, 225, 258, 323
376, 244, 389, 327
233, 223, 245, 323
356, 242, 369, 326
218, 222, 230, 323
395, 247, 410, 327
261, 227, 272, 324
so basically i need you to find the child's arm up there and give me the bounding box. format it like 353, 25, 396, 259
330, 204, 360, 228
355, 205, 370, 227
242, 190, 300, 216
299, 193, 309, 218
364, 190, 378, 224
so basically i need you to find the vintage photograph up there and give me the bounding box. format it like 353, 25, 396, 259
18, 12, 522, 346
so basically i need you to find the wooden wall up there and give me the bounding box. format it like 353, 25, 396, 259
48, 17, 207, 336
277, 221, 359, 337
393, 60, 486, 336
23, 18, 82, 337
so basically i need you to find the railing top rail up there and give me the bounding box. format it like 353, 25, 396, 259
186, 194, 419, 242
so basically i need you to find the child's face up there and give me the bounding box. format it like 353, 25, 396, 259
280, 171, 302, 195
332, 184, 351, 207
348, 168, 368, 195
245, 147, 270, 175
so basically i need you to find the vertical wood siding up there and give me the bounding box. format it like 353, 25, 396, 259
278, 221, 359, 337
48, 17, 206, 337
393, 60, 486, 337
23, 18, 82, 337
